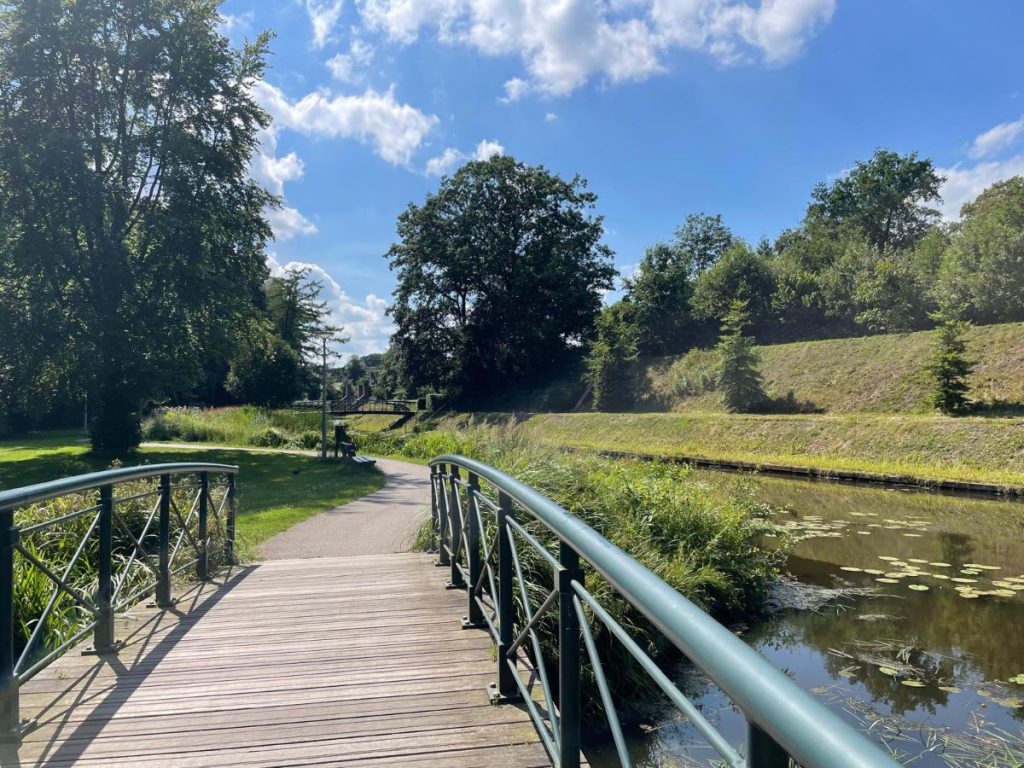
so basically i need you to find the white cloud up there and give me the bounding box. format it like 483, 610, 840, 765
355, 0, 836, 97
501, 77, 531, 103
473, 139, 504, 160
544, 112, 558, 121
424, 139, 504, 175
937, 155, 1024, 220
969, 116, 1024, 159
306, 0, 346, 48
327, 38, 376, 83
266, 206, 319, 240
425, 147, 464, 176
272, 258, 396, 355
252, 80, 439, 165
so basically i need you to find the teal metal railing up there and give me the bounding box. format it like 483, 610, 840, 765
429, 455, 900, 768
0, 463, 238, 742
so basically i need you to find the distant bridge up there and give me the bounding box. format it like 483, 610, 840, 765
290, 395, 422, 416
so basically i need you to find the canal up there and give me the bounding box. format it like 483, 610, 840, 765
588, 471, 1024, 767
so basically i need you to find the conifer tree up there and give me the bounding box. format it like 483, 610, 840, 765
716, 300, 766, 412
926, 303, 974, 414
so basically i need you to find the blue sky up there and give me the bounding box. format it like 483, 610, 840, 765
219, 0, 1024, 356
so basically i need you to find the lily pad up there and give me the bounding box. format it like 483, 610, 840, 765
863, 569, 885, 575
840, 566, 863, 572
907, 558, 928, 564
938, 686, 961, 693
929, 562, 951, 568
878, 666, 899, 676
901, 680, 926, 688
908, 584, 929, 591
876, 578, 899, 584
878, 556, 899, 561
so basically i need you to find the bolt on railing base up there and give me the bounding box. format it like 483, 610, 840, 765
81, 640, 126, 656
443, 579, 466, 590
460, 616, 486, 630
487, 681, 522, 706
146, 598, 178, 609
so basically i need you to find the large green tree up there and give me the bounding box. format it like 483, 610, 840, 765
620, 242, 695, 354
940, 176, 1024, 323
0, 0, 274, 454
808, 149, 943, 253
675, 212, 734, 275
386, 155, 615, 404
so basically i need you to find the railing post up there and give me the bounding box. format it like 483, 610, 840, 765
225, 473, 237, 566
747, 722, 791, 768
197, 473, 209, 581
491, 491, 520, 703
558, 541, 583, 768
429, 465, 439, 554
156, 474, 173, 608
462, 472, 484, 628
447, 466, 465, 589
0, 506, 19, 741
91, 485, 118, 652
436, 464, 450, 567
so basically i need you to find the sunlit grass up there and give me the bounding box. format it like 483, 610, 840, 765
0, 435, 385, 552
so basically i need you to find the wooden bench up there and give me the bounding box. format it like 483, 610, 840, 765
334, 435, 376, 465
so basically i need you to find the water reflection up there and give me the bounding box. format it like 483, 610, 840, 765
586, 473, 1024, 767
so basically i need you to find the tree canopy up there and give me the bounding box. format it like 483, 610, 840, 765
0, 0, 274, 454
386, 155, 615, 405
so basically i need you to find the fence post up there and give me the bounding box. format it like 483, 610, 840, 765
0, 506, 19, 741
225, 473, 237, 566
558, 541, 583, 768
436, 464, 450, 567
447, 466, 465, 589
156, 474, 173, 608
747, 723, 791, 768
490, 492, 520, 703
197, 473, 209, 581
91, 485, 118, 652
462, 472, 484, 628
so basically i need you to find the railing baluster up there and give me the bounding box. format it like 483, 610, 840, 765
0, 505, 18, 741
748, 723, 791, 768
197, 473, 209, 581
491, 491, 519, 703
157, 474, 173, 608
463, 473, 484, 629
91, 485, 119, 653
225, 473, 237, 566
558, 542, 583, 768
429, 465, 438, 553
436, 464, 450, 567
447, 466, 465, 589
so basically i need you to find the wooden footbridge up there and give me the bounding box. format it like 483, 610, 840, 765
0, 459, 900, 767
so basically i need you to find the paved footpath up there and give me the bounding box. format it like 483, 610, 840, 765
258, 457, 432, 559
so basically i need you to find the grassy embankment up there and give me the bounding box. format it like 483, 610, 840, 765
646, 321, 1024, 414
0, 432, 385, 550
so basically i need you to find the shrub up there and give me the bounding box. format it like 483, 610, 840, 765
293, 430, 322, 450
250, 427, 286, 447
926, 308, 974, 414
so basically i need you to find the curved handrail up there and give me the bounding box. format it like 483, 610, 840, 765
0, 463, 239, 511
431, 454, 898, 768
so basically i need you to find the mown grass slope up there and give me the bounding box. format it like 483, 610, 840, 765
434, 412, 1024, 488
645, 321, 1024, 414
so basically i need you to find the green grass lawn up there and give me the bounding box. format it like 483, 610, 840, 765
0, 433, 386, 555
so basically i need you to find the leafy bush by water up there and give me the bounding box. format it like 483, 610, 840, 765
142, 407, 323, 449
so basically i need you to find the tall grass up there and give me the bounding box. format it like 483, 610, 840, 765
143, 406, 323, 448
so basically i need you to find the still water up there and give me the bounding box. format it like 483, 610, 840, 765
587, 472, 1024, 767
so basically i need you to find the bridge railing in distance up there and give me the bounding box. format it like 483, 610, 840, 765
429, 455, 900, 768
0, 462, 239, 743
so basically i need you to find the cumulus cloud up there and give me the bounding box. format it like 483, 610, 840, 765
306, 0, 346, 48
266, 206, 319, 240
424, 139, 504, 175
248, 128, 318, 240
937, 155, 1024, 220
969, 116, 1024, 159
271, 257, 396, 355
544, 112, 558, 122
252, 80, 439, 165
327, 38, 376, 83
217, 10, 254, 36
356, 0, 836, 97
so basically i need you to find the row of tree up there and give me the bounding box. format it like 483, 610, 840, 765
380, 151, 1024, 413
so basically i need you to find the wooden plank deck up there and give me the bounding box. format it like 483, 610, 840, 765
5, 554, 551, 767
